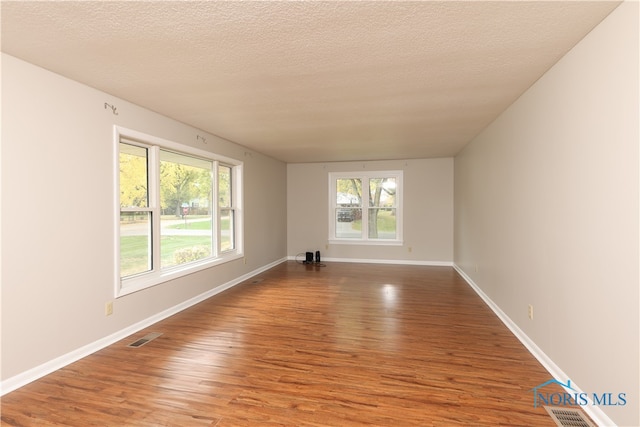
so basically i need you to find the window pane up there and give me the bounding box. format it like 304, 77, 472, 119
219, 165, 232, 208
159, 150, 213, 268
120, 212, 152, 277
119, 143, 148, 208
336, 178, 362, 206
368, 208, 396, 239
368, 178, 397, 239
221, 208, 235, 251
369, 178, 396, 208
335, 207, 363, 238
335, 178, 362, 238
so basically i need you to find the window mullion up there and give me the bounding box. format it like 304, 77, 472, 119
120, 207, 153, 213
149, 146, 161, 273
232, 165, 241, 252
362, 177, 369, 240
213, 161, 220, 256
231, 165, 244, 252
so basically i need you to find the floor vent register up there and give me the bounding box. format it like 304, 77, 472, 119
127, 332, 163, 348
544, 406, 595, 427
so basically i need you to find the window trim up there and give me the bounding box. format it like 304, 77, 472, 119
328, 170, 403, 246
114, 126, 243, 297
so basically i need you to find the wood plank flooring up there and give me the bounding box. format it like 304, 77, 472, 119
2, 262, 568, 426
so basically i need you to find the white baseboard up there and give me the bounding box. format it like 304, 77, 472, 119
288, 255, 452, 266
452, 264, 616, 427
0, 257, 288, 396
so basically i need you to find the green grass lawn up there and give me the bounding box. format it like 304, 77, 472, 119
120, 235, 212, 276
168, 217, 229, 230
351, 210, 396, 232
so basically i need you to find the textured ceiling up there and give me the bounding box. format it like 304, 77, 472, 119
1, 1, 620, 163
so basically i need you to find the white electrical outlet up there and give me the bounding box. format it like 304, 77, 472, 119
528, 304, 534, 320
105, 301, 113, 316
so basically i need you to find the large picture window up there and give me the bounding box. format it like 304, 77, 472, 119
328, 171, 402, 245
116, 127, 243, 296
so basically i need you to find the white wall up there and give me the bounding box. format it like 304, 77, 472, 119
288, 158, 453, 263
454, 2, 638, 426
0, 54, 287, 383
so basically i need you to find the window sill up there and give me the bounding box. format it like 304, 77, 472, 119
117, 251, 243, 297
328, 239, 404, 246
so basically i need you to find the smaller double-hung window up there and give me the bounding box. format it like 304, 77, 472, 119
116, 127, 243, 296
328, 170, 403, 245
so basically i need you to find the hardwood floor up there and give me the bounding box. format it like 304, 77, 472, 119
2, 262, 568, 426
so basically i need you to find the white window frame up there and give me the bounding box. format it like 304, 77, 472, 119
114, 126, 243, 297
217, 164, 239, 254
328, 170, 403, 246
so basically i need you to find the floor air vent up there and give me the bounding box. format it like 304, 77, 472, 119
127, 332, 162, 348
544, 406, 595, 427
